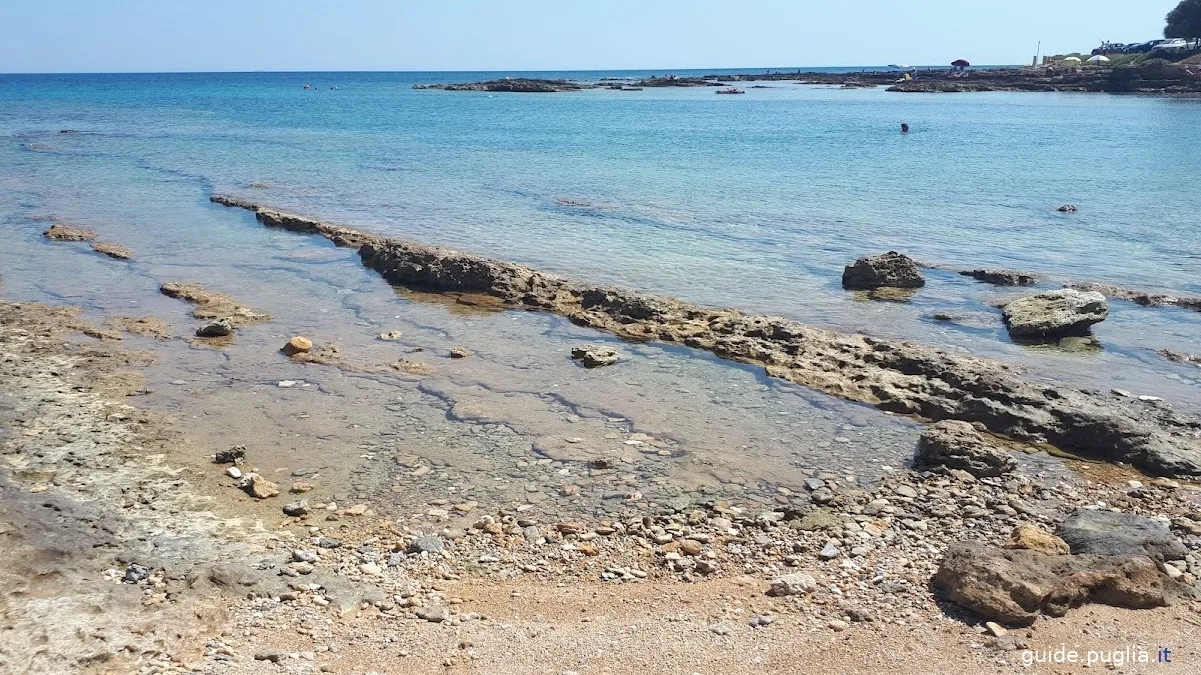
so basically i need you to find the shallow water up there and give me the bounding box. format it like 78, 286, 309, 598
1, 71, 1199, 504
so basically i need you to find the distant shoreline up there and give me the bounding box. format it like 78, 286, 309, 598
413, 65, 1201, 95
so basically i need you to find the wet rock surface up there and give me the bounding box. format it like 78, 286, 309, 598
1001, 289, 1109, 339
208, 196, 1201, 477
43, 223, 97, 241
570, 344, 619, 368
959, 269, 1039, 286
91, 241, 134, 260
841, 251, 925, 290
915, 420, 1017, 478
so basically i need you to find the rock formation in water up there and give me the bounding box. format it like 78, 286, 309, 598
959, 269, 1039, 286
841, 252, 925, 290
208, 195, 1201, 478
1001, 289, 1108, 339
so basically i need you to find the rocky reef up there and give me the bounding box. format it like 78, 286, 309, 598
413, 78, 586, 92
209, 195, 1201, 477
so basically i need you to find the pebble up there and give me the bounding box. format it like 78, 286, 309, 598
709, 623, 731, 636
226, 467, 242, 479
984, 621, 1007, 637
818, 542, 841, 560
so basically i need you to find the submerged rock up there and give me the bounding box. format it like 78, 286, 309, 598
43, 224, 97, 241
933, 542, 1175, 626
195, 318, 234, 338
1056, 204, 1079, 212
571, 344, 619, 368
959, 269, 1038, 286
1001, 289, 1108, 339
841, 251, 925, 290
91, 242, 134, 260
1057, 509, 1187, 561
915, 421, 1017, 477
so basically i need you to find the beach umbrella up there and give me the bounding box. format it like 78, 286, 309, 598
1062, 56, 1082, 63
952, 59, 971, 68
1087, 55, 1110, 64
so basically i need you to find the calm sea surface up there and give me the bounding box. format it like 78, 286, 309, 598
2, 69, 1200, 405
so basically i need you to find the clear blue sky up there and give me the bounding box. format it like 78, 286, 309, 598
0, 0, 1182, 73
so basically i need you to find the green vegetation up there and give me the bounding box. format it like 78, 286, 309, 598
1166, 0, 1201, 40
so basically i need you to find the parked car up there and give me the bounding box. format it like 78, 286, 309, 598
1153, 38, 1193, 54
1126, 40, 1167, 53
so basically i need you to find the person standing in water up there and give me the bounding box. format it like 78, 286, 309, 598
901, 123, 910, 133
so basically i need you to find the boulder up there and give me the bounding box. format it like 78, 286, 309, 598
1004, 523, 1070, 555
1056, 204, 1079, 212
915, 420, 1017, 477
1057, 509, 1187, 562
841, 251, 925, 290
1001, 289, 1107, 339
571, 344, 619, 368
959, 269, 1038, 286
449, 347, 472, 359
282, 336, 313, 356
932, 542, 1174, 627
195, 318, 234, 338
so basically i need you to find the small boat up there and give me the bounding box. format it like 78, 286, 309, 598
715, 87, 745, 95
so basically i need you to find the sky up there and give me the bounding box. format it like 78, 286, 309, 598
0, 0, 1182, 73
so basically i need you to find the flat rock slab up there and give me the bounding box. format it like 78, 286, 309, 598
1057, 508, 1187, 561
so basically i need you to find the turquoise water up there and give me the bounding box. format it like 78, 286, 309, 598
2, 70, 1200, 402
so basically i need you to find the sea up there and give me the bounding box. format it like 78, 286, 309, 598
1, 70, 1200, 482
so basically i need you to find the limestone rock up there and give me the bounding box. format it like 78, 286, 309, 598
1001, 289, 1108, 339
1004, 523, 1070, 555
767, 573, 817, 597
959, 269, 1038, 286
570, 344, 619, 368
1057, 509, 1187, 562
841, 252, 925, 290
195, 318, 234, 338
449, 347, 471, 359
915, 420, 1017, 477
933, 542, 1173, 627
241, 474, 279, 499
281, 336, 313, 356
91, 242, 134, 260
43, 224, 97, 241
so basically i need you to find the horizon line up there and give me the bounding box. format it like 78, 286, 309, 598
0, 64, 1022, 76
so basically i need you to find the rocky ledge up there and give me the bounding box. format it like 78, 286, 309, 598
209, 195, 1201, 477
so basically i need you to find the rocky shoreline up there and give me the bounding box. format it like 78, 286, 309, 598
210, 195, 1201, 478
413, 63, 1201, 95
5, 292, 1201, 673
